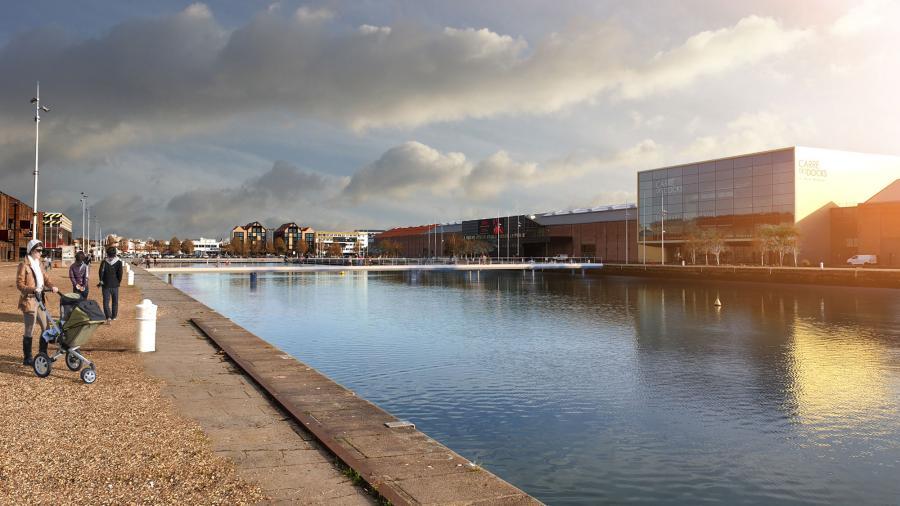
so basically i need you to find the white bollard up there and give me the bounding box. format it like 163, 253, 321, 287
136, 299, 158, 352
127, 270, 135, 286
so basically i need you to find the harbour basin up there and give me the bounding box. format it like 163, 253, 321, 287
169, 270, 900, 505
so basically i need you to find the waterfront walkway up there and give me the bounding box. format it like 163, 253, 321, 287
136, 270, 375, 504
148, 262, 604, 274
135, 268, 540, 505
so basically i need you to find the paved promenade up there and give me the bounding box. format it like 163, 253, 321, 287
135, 268, 540, 505
0, 263, 262, 504
136, 269, 374, 504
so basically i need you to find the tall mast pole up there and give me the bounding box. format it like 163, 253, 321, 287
31, 82, 41, 238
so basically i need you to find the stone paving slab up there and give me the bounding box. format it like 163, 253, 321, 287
189, 305, 541, 506
135, 270, 374, 505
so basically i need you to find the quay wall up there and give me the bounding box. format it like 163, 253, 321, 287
589, 264, 900, 289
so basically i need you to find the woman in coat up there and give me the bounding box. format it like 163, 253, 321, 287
69, 251, 90, 299
17, 239, 59, 365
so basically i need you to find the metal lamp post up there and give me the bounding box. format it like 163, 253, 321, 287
661, 191, 666, 265
30, 82, 50, 238
80, 193, 87, 253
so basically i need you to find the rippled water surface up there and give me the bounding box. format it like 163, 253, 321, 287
171, 271, 900, 505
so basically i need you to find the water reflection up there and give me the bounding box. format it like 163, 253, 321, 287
171, 271, 900, 505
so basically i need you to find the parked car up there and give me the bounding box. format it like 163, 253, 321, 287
847, 254, 877, 266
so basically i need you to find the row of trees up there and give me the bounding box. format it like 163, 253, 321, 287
682, 227, 729, 265
219, 238, 353, 257
752, 224, 801, 266
679, 224, 801, 266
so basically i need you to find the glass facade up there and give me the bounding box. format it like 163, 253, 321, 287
638, 149, 795, 245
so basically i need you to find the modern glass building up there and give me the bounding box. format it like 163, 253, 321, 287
638, 147, 900, 264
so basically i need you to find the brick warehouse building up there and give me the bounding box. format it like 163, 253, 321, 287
374, 224, 462, 257
535, 205, 639, 262
1, 192, 43, 262
831, 180, 900, 266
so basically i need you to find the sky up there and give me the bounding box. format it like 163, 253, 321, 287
0, 0, 898, 239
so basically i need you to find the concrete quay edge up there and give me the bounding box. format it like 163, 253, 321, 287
137, 269, 542, 506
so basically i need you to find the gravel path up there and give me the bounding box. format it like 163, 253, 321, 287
0, 263, 264, 504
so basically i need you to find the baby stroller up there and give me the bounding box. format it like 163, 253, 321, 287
32, 291, 106, 384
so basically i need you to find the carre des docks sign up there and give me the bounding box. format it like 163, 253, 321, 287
654, 178, 682, 195
798, 159, 827, 179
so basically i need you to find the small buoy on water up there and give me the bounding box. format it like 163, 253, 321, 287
339, 271, 345, 276
713, 296, 722, 307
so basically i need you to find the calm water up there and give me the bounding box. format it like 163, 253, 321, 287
170, 271, 900, 505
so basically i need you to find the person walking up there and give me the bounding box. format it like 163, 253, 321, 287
69, 251, 90, 299
17, 240, 59, 365
98, 246, 123, 322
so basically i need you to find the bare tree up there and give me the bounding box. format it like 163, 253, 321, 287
326, 242, 344, 257
683, 227, 703, 264
295, 239, 309, 257
704, 228, 727, 265
168, 237, 181, 255
274, 237, 286, 255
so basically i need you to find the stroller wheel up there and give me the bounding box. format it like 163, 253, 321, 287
80, 366, 97, 385
65, 352, 83, 372
33, 353, 52, 378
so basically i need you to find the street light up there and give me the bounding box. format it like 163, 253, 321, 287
661, 191, 667, 265
80, 193, 87, 253
30, 82, 50, 238
86, 206, 91, 257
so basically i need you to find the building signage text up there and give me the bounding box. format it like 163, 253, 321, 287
798, 159, 827, 180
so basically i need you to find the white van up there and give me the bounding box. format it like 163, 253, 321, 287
846, 254, 877, 266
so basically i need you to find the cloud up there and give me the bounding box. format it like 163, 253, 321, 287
344, 139, 661, 206
342, 142, 469, 202
618, 15, 811, 99
160, 160, 345, 235
830, 0, 889, 37
294, 6, 334, 23
681, 111, 816, 160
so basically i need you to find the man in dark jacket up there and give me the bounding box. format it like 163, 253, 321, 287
98, 247, 123, 322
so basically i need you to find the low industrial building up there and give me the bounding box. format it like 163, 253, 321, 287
41, 212, 73, 259
830, 180, 900, 266
375, 224, 462, 257
191, 237, 221, 256
315, 230, 371, 256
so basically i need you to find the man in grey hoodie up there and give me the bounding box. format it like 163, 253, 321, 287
98, 247, 123, 322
